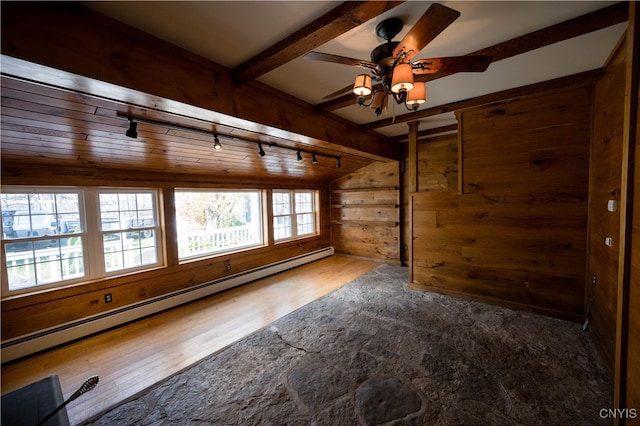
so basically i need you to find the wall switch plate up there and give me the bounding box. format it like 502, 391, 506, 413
607, 199, 617, 212
605, 237, 613, 247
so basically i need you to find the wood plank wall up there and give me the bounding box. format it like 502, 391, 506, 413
625, 68, 640, 417
1, 165, 332, 341
615, 6, 639, 416
588, 35, 627, 374
330, 161, 400, 263
401, 133, 458, 266
410, 84, 594, 321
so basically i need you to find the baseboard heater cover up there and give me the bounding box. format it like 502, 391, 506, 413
1, 247, 335, 363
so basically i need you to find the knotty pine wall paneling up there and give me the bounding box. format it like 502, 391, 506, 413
410, 84, 594, 321
330, 161, 400, 263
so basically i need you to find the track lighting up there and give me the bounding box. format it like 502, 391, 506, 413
117, 114, 342, 168
213, 133, 222, 150
126, 119, 138, 139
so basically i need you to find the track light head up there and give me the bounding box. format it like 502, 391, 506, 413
258, 143, 266, 157
213, 134, 222, 150
126, 119, 138, 139
297, 150, 303, 161
312, 153, 318, 164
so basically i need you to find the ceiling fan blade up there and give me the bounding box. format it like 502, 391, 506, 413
393, 3, 461, 61
322, 82, 355, 100
412, 56, 492, 74
304, 52, 377, 71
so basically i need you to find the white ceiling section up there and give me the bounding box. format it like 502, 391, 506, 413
86, 1, 627, 138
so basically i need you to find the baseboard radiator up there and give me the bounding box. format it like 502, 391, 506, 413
1, 247, 335, 363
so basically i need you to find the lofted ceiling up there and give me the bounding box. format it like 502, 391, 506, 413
0, 1, 629, 183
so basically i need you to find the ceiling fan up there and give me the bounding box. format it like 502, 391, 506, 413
304, 3, 492, 116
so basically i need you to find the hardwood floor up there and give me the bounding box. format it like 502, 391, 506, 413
1, 255, 381, 425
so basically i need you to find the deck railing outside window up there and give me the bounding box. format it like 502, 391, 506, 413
177, 225, 259, 258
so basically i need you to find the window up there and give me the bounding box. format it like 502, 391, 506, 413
272, 190, 318, 242
1, 191, 84, 292
175, 190, 263, 260
1, 188, 162, 295
98, 190, 160, 272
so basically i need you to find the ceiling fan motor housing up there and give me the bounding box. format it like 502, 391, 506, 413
371, 41, 400, 68
375, 17, 403, 41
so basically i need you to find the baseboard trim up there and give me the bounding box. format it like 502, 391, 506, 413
1, 247, 335, 363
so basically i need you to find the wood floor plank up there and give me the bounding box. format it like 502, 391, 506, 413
0, 255, 380, 425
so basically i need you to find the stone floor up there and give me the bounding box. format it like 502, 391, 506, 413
83, 264, 612, 425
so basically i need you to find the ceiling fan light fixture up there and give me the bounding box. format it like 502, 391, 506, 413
353, 74, 372, 97
390, 63, 414, 94
406, 82, 426, 110
370, 91, 388, 116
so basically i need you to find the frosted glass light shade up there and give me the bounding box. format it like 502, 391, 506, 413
353, 74, 372, 96
391, 63, 414, 93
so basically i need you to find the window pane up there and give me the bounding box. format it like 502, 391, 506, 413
1, 191, 85, 291
295, 192, 313, 213
176, 191, 263, 259
274, 216, 292, 240
297, 213, 314, 235
98, 190, 159, 273
273, 192, 291, 215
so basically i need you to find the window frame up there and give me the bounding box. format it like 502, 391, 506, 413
1, 188, 87, 294
272, 189, 319, 243
1, 187, 164, 296
94, 188, 163, 276
174, 188, 266, 262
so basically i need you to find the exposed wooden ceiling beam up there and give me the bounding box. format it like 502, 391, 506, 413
0, 2, 398, 161
473, 1, 628, 64
318, 1, 628, 114
360, 68, 604, 131
232, 1, 404, 83
389, 123, 458, 143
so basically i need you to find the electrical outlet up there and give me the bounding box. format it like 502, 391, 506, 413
592, 275, 597, 285
225, 262, 231, 272
104, 293, 112, 303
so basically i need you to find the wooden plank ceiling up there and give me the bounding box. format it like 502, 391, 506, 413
0, 75, 375, 183
0, 2, 629, 183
